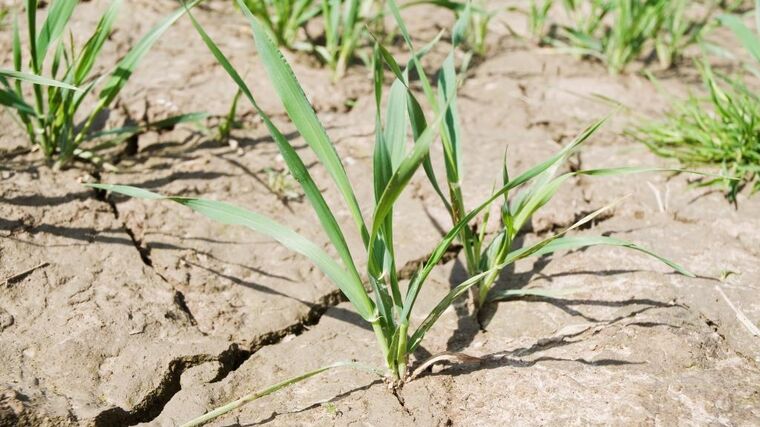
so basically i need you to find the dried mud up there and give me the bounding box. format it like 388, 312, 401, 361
1, 1, 759, 426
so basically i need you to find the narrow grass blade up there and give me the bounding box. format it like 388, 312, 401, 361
84, 112, 207, 143
12, 16, 22, 74
399, 119, 607, 322
185, 8, 365, 295
486, 288, 577, 303
516, 235, 693, 276
408, 196, 659, 351
26, 0, 39, 72
180, 361, 383, 427
87, 184, 377, 322
35, 0, 78, 68
0, 69, 80, 90
369, 69, 458, 244
0, 87, 37, 114
237, 0, 369, 244
74, 0, 121, 83
719, 13, 760, 64
512, 116, 608, 189
99, 0, 200, 106
148, 111, 208, 129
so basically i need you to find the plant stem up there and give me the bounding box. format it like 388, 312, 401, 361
371, 319, 393, 375
395, 322, 408, 379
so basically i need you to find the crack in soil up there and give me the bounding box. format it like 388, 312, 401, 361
87, 286, 347, 426
92, 345, 249, 426
397, 244, 463, 281
92, 183, 201, 327
172, 290, 198, 327
85, 184, 470, 425
391, 388, 414, 418
536, 206, 616, 235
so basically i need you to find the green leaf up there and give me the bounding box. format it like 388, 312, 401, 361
237, 0, 369, 244
0, 87, 37, 114
486, 287, 578, 302
179, 360, 382, 427
519, 235, 694, 277
719, 13, 760, 65
74, 0, 121, 84
99, 0, 201, 106
87, 184, 377, 322
35, 0, 78, 68
27, 0, 39, 73
148, 111, 208, 129
408, 196, 636, 351
451, 0, 471, 47
185, 6, 366, 302
0, 69, 80, 91
369, 102, 449, 249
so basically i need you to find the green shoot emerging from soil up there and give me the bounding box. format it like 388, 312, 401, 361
403, 0, 501, 58
528, 0, 721, 73
90, 0, 693, 424
317, 0, 384, 79
634, 5, 760, 200
0, 0, 200, 168
238, 0, 383, 79
239, 0, 320, 49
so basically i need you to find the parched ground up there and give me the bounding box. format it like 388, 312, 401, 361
1, 1, 759, 426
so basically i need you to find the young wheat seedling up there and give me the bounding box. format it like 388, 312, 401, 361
91, 1, 694, 423
0, 0, 202, 168
528, 0, 721, 73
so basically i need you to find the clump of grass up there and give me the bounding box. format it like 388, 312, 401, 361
528, 0, 721, 73
91, 0, 693, 423
634, 6, 760, 200
0, 0, 200, 169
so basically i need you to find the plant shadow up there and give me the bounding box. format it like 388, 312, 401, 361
444, 229, 680, 354
423, 299, 684, 380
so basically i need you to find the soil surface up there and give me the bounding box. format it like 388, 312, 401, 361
1, 1, 759, 426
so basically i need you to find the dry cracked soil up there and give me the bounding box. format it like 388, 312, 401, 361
1, 1, 759, 426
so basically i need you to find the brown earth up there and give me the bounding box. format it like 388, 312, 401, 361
1, 1, 759, 426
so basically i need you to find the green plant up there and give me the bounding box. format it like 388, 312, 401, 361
529, 0, 719, 73
0, 68, 79, 89
403, 0, 499, 57
636, 70, 760, 200
91, 0, 692, 423
0, 0, 200, 168
527, 0, 553, 38
216, 88, 243, 143
634, 4, 760, 200
239, 0, 319, 49
317, 0, 382, 79
0, 6, 9, 29
395, 2, 696, 310
237, 0, 383, 79
719, 1, 760, 72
